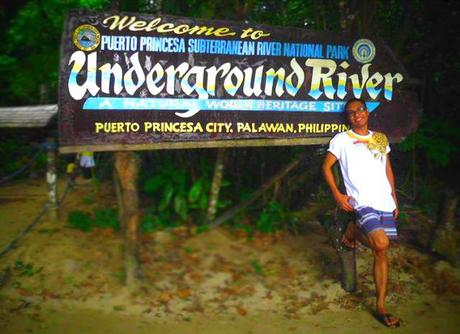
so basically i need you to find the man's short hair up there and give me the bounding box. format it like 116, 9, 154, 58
343, 98, 367, 113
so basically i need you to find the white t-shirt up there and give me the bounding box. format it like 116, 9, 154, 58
328, 130, 396, 212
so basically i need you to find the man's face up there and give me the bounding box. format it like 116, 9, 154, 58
346, 101, 369, 129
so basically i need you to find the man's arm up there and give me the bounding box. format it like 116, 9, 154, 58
385, 155, 399, 219
322, 152, 353, 211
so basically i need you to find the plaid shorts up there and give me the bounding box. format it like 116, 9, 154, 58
355, 207, 398, 240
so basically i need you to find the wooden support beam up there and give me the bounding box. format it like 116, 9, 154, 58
59, 137, 331, 154
114, 151, 141, 292
60, 136, 407, 154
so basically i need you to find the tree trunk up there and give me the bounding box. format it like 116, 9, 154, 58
114, 151, 141, 292
431, 191, 459, 265
46, 137, 58, 222
205, 148, 226, 224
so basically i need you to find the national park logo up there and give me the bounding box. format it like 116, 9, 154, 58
352, 39, 376, 64
73, 24, 101, 51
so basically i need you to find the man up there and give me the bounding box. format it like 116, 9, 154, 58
322, 98, 400, 328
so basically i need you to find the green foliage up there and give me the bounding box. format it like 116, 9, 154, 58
0, 138, 45, 176
415, 184, 439, 215
141, 210, 180, 232
317, 212, 334, 229
233, 222, 254, 235
250, 0, 325, 29
143, 162, 190, 221
79, 0, 112, 10
2, 1, 68, 104
375, 0, 405, 39
68, 210, 92, 231
142, 159, 231, 231
255, 201, 291, 234
399, 118, 459, 167
82, 195, 95, 205
64, 275, 74, 285
397, 210, 409, 226
251, 259, 264, 275
68, 208, 120, 232
14, 260, 43, 277
188, 178, 208, 210
195, 224, 210, 234
0, 0, 110, 105
93, 208, 120, 230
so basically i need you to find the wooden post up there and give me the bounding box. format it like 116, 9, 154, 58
334, 217, 357, 293
113, 168, 125, 231
333, 163, 357, 293
339, 245, 357, 292
46, 137, 58, 221
205, 148, 226, 224
114, 151, 141, 292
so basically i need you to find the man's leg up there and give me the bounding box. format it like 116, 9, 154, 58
354, 228, 399, 326
343, 222, 371, 248
367, 231, 390, 314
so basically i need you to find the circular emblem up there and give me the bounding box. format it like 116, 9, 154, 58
73, 24, 100, 51
352, 39, 376, 63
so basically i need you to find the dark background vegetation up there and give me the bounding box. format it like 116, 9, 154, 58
0, 0, 459, 238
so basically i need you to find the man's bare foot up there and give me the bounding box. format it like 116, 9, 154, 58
375, 311, 401, 328
340, 235, 356, 249
341, 223, 356, 249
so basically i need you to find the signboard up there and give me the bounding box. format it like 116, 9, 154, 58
58, 10, 418, 153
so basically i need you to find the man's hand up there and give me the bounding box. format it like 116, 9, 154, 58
386, 156, 399, 220
393, 207, 399, 220
334, 192, 354, 212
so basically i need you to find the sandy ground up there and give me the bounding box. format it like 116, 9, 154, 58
1, 179, 460, 333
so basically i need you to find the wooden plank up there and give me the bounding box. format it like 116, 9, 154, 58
0, 105, 57, 128
114, 152, 141, 292
59, 137, 332, 153
60, 136, 407, 153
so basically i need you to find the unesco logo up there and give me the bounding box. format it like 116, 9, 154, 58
352, 39, 376, 63
73, 24, 101, 51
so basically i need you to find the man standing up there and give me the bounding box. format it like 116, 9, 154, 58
322, 98, 400, 328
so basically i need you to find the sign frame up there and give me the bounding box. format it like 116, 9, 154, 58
58, 10, 419, 153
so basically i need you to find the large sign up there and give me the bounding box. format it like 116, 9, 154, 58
58, 10, 418, 152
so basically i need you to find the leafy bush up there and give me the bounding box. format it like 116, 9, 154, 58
255, 201, 292, 234
142, 160, 231, 230
68, 210, 92, 232
141, 210, 180, 232
93, 208, 120, 231
14, 260, 43, 277
68, 208, 120, 232
233, 222, 254, 235
143, 163, 190, 221
399, 118, 459, 167
0, 137, 46, 177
